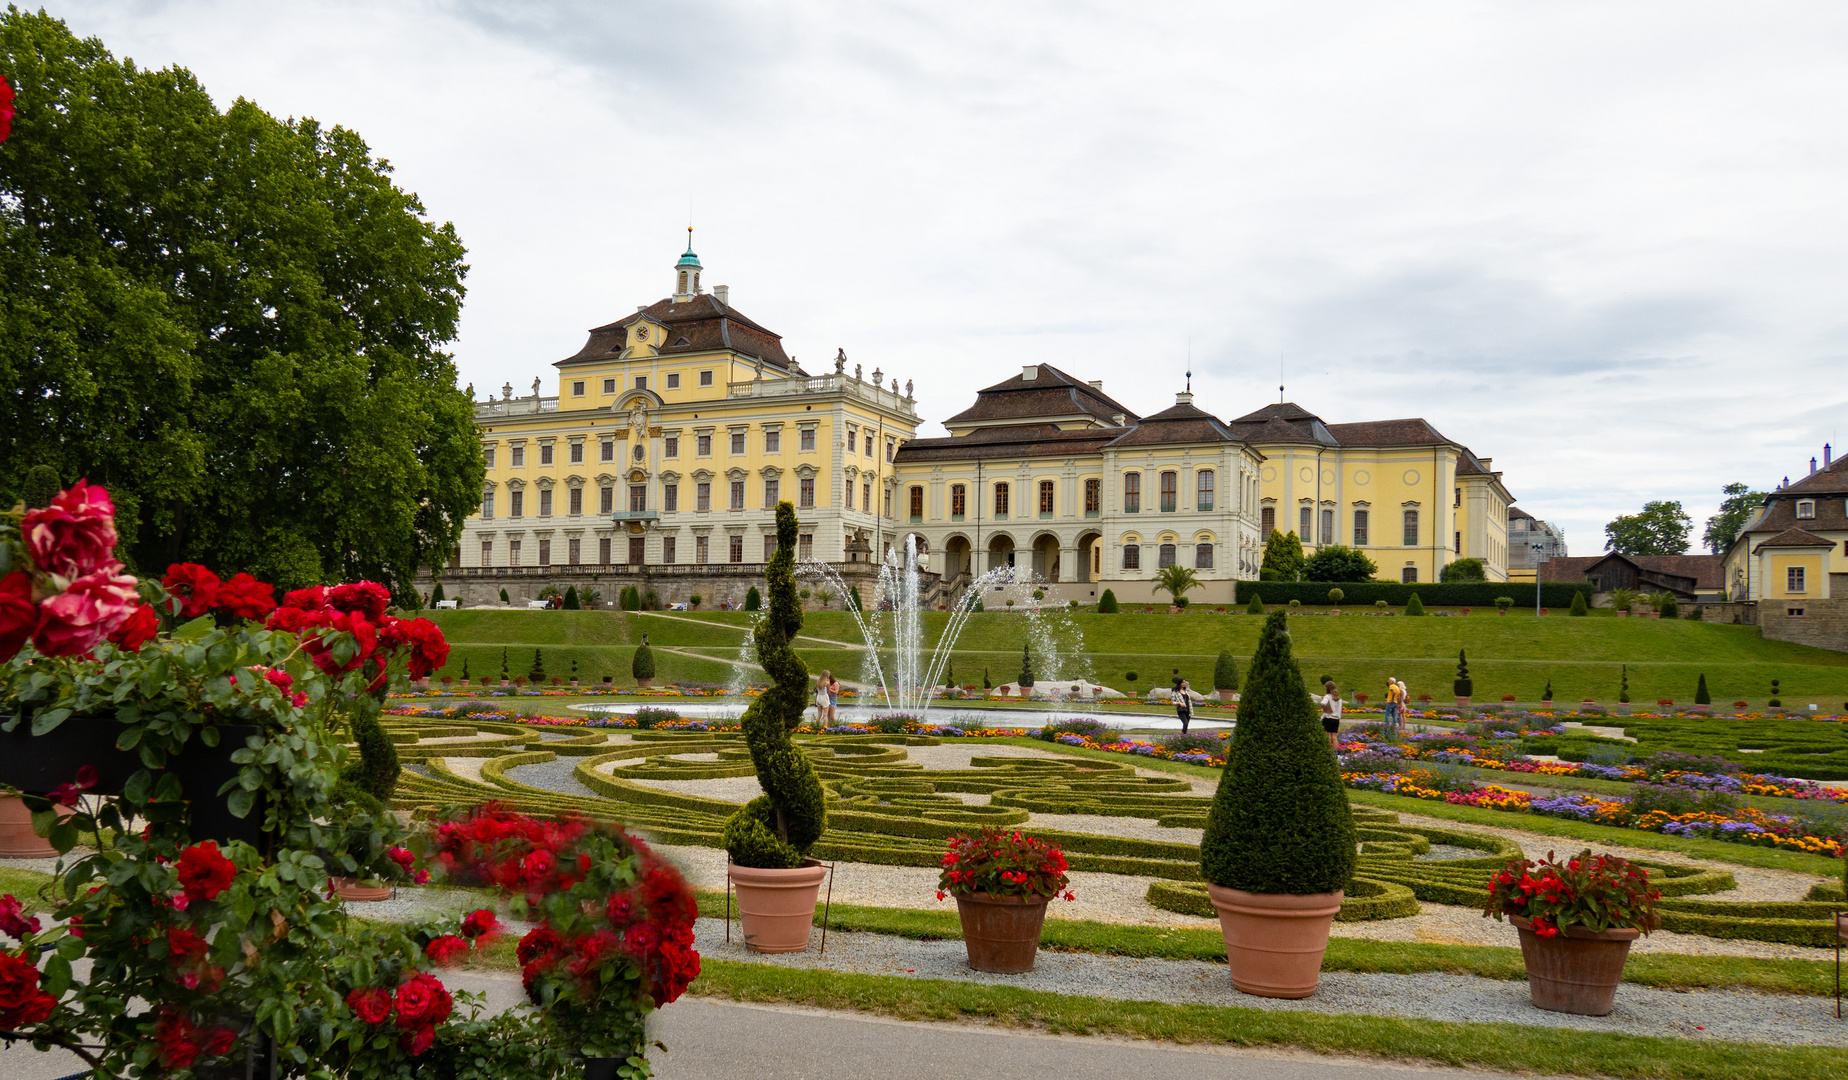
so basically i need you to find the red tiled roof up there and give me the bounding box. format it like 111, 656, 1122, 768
944, 364, 1138, 428
1104, 398, 1246, 448
1539, 552, 1725, 589
891, 423, 1126, 463
1752, 527, 1839, 551
558, 294, 790, 369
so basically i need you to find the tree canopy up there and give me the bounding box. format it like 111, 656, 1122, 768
1259, 529, 1304, 581
1439, 557, 1486, 582
0, 10, 481, 596
1603, 500, 1692, 556
1302, 543, 1377, 582
1701, 483, 1766, 555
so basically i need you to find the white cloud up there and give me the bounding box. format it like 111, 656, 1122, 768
46, 0, 1848, 553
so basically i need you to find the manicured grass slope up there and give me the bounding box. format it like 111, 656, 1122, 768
423, 609, 1848, 704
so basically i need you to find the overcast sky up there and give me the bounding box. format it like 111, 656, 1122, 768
48, 1, 1848, 555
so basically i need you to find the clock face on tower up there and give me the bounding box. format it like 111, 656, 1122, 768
636, 326, 649, 341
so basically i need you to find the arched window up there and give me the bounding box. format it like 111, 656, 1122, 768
1122, 543, 1141, 570
1158, 543, 1176, 568
1195, 543, 1214, 569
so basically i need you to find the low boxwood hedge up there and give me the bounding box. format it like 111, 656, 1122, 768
1235, 581, 1590, 608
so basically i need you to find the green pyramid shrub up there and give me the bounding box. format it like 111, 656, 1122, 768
499, 587, 510, 605
723, 501, 827, 868
1404, 593, 1425, 616
631, 642, 655, 682
1098, 589, 1119, 613
431, 581, 445, 605
1245, 593, 1263, 614
1213, 650, 1239, 691
1569, 591, 1588, 616
1201, 610, 1356, 894
745, 586, 762, 611
563, 585, 580, 609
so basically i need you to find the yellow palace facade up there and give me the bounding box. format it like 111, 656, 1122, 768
447, 245, 1514, 605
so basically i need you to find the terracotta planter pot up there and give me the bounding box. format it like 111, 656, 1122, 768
953, 891, 1050, 973
332, 877, 393, 902
728, 860, 827, 953
1455, 696, 1471, 708
636, 678, 653, 688
0, 795, 64, 858
1510, 914, 1639, 1015
1206, 884, 1343, 998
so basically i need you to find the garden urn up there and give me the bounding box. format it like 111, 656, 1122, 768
728, 860, 828, 953
1206, 884, 1344, 998
1510, 914, 1638, 1015
954, 891, 1050, 973
1454, 696, 1471, 708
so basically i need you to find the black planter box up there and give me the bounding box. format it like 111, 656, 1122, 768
0, 715, 268, 848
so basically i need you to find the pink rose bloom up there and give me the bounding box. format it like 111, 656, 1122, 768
21, 481, 120, 580
33, 570, 140, 657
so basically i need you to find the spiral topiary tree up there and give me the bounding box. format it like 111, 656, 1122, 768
1453, 648, 1472, 699
723, 501, 828, 869
1201, 610, 1355, 894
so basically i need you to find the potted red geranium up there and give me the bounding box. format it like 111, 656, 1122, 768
935, 826, 1074, 973
1483, 849, 1661, 1015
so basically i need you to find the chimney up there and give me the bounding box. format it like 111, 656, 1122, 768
1089, 379, 1104, 391
1021, 364, 1039, 381
1827, 443, 1834, 466
1112, 413, 1126, 426
713, 285, 729, 307
1811, 457, 1818, 475
1176, 391, 1194, 405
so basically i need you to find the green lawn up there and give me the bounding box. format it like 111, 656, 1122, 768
421, 609, 1848, 707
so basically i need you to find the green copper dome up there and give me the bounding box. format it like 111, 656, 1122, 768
676, 249, 702, 268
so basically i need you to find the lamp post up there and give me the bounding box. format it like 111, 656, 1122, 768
1532, 543, 1545, 615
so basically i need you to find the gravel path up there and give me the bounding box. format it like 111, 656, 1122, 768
690, 918, 1848, 1047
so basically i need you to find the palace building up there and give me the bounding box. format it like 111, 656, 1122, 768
439, 244, 1516, 607
1719, 446, 1847, 650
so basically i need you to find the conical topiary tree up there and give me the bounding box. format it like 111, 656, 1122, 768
1453, 649, 1472, 699
723, 501, 827, 868
631, 641, 656, 683
1695, 674, 1710, 705
1245, 592, 1264, 614
1404, 593, 1425, 616
499, 587, 510, 605
1201, 610, 1356, 894
432, 581, 446, 605
745, 586, 762, 611
1541, 679, 1553, 702
1098, 588, 1118, 613
563, 585, 580, 609
1569, 591, 1588, 616
1213, 650, 1240, 692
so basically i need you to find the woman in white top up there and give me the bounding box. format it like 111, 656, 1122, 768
815, 670, 833, 723
1319, 680, 1343, 750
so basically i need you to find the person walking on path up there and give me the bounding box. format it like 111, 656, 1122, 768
1175, 678, 1195, 733
1383, 677, 1400, 737
815, 671, 833, 723
1394, 678, 1411, 736
828, 674, 841, 723
1319, 679, 1344, 750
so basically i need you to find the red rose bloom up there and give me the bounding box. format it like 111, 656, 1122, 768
327, 581, 391, 621
346, 986, 393, 1025
259, 667, 293, 694
424, 935, 469, 965
393, 617, 450, 678
154, 1009, 201, 1069
299, 609, 378, 675
0, 953, 55, 1029
393, 972, 453, 1028
107, 602, 160, 652
0, 572, 37, 663
33, 569, 139, 657
402, 1024, 436, 1056
176, 841, 237, 901
201, 1026, 238, 1058
516, 926, 562, 967
0, 894, 41, 940
622, 922, 658, 956
161, 563, 221, 619
21, 480, 120, 579
386, 846, 415, 873
606, 892, 634, 925
214, 573, 276, 620
460, 908, 501, 940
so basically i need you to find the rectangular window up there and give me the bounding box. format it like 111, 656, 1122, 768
696, 482, 711, 512
1454, 530, 1462, 555
696, 434, 712, 457
600, 486, 614, 514
910, 486, 925, 520
1321, 509, 1334, 545
599, 537, 611, 564
629, 485, 647, 512
886, 438, 895, 462
1084, 478, 1101, 516
764, 478, 779, 507
730, 480, 745, 510
1123, 473, 1140, 513
482, 492, 495, 519
634, 376, 647, 391
696, 535, 709, 564
568, 538, 581, 565
1788, 566, 1807, 592
540, 444, 554, 465
509, 539, 522, 566
843, 479, 853, 511
1195, 543, 1213, 569
729, 535, 744, 563
765, 429, 781, 453
1039, 480, 1055, 516
511, 445, 525, 468
629, 537, 645, 564
951, 484, 966, 519
1122, 544, 1140, 570
799, 533, 813, 561
601, 440, 614, 462
510, 490, 524, 518
572, 380, 585, 396
538, 489, 553, 517
883, 489, 892, 517
1299, 506, 1312, 537
994, 482, 1010, 518
1158, 543, 1175, 568
1160, 471, 1177, 513
603, 378, 616, 395
1796, 500, 1816, 519
730, 431, 746, 455
538, 538, 551, 565
483, 447, 496, 468
666, 373, 680, 389
569, 487, 582, 516
570, 442, 584, 464
662, 536, 676, 563
764, 535, 776, 561
800, 427, 816, 452
845, 424, 857, 451
699, 370, 714, 387
1402, 567, 1418, 583
664, 437, 679, 458
799, 477, 815, 508
1260, 505, 1275, 534
864, 433, 874, 457
480, 540, 493, 565
1403, 510, 1419, 546
863, 479, 872, 511
1196, 470, 1214, 512
1353, 509, 1370, 546
1454, 486, 1462, 508
663, 484, 678, 512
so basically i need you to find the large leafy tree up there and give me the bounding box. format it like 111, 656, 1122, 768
1302, 543, 1377, 582
1701, 482, 1766, 555
0, 10, 480, 595
1603, 500, 1692, 556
